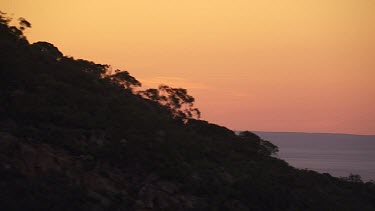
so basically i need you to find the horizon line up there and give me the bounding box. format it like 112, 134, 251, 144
236, 130, 375, 137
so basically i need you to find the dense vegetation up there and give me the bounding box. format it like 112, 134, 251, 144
1, 13, 375, 210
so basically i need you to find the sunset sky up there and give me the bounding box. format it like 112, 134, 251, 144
2, 0, 375, 135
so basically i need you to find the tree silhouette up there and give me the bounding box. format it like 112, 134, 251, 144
106, 69, 141, 91
30, 42, 63, 61
239, 131, 278, 156
0, 12, 30, 43
18, 17, 31, 31
0, 11, 11, 25
74, 59, 108, 76
140, 84, 201, 121
343, 174, 363, 183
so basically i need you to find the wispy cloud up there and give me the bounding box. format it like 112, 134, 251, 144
231, 92, 250, 97
139, 76, 211, 90
139, 76, 250, 100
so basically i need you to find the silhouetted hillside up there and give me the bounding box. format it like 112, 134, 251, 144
1, 13, 375, 210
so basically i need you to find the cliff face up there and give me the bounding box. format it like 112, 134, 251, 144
1, 14, 375, 211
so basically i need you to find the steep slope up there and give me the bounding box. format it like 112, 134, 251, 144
1, 14, 375, 211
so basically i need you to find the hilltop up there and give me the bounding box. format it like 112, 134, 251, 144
1, 13, 375, 210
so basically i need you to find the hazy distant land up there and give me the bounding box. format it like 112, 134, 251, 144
254, 132, 375, 181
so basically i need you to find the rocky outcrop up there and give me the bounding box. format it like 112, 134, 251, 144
0, 132, 198, 210
134, 175, 195, 211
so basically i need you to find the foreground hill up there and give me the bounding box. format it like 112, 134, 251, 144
1, 14, 375, 210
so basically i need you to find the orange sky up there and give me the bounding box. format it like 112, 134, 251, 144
2, 0, 375, 134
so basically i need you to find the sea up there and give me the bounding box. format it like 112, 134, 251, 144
254, 132, 375, 182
